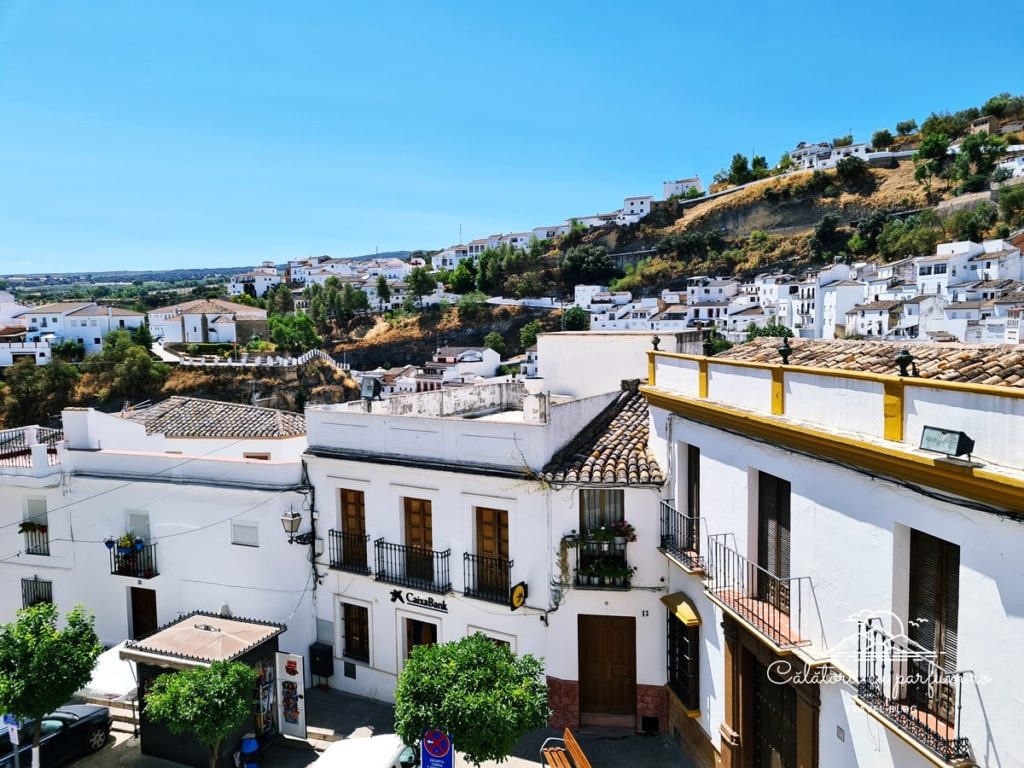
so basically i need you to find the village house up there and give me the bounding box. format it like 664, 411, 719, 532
663, 177, 703, 200
226, 262, 283, 297
844, 299, 904, 337
643, 337, 1024, 768
12, 301, 145, 360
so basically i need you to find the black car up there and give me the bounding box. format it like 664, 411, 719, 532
0, 705, 111, 768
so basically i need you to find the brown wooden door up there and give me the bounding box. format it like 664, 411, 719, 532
476, 507, 509, 593
752, 659, 797, 768
757, 472, 791, 613
130, 587, 157, 639
578, 615, 636, 716
404, 498, 433, 582
341, 489, 367, 568
405, 618, 437, 658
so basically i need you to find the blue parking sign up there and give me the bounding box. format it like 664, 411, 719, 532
420, 728, 453, 768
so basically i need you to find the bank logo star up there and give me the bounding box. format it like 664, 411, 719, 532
390, 589, 404, 604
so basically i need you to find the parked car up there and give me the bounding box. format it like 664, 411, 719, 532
311, 734, 418, 768
0, 705, 111, 768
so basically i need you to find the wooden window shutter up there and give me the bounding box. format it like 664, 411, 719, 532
687, 446, 700, 519
777, 477, 791, 581
909, 530, 959, 670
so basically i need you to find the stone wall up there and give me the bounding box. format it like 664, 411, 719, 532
547, 676, 579, 730
667, 687, 720, 768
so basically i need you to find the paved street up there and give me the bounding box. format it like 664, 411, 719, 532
77, 689, 694, 768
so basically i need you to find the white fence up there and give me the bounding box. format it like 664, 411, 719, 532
177, 348, 349, 370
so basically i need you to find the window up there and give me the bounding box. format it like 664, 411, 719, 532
935, 264, 947, 274
342, 603, 370, 662
231, 521, 259, 547
579, 488, 624, 534
21, 577, 52, 608
93, 338, 100, 345
243, 452, 270, 460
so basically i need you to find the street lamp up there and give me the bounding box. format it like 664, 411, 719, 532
280, 509, 315, 546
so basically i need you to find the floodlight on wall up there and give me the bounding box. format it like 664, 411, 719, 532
360, 376, 383, 401
919, 426, 975, 460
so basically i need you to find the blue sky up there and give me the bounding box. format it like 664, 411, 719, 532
0, 0, 1017, 274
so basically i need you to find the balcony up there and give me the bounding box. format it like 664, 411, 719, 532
660, 499, 703, 572
574, 539, 632, 590
22, 527, 50, 557
374, 538, 451, 594
856, 618, 971, 763
327, 530, 370, 575
706, 535, 812, 649
463, 553, 513, 605
110, 543, 158, 579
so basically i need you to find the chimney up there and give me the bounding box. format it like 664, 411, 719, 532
522, 377, 548, 424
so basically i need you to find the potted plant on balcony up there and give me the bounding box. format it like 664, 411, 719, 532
116, 533, 135, 556
576, 561, 599, 586
588, 526, 616, 552
610, 520, 637, 545
607, 562, 636, 587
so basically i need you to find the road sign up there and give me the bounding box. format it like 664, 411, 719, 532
420, 728, 453, 768
2, 714, 16, 726
8, 723, 19, 745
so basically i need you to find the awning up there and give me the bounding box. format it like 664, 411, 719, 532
661, 592, 701, 626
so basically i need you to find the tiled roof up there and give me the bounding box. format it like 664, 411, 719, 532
848, 300, 903, 312
122, 396, 305, 438
17, 302, 93, 315
731, 306, 765, 316
147, 299, 267, 317
66, 305, 143, 317
543, 387, 663, 486
994, 292, 1024, 305
716, 338, 1024, 388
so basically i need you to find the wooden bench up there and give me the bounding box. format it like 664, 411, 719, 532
540, 727, 591, 768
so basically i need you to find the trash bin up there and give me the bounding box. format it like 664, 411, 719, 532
240, 735, 261, 768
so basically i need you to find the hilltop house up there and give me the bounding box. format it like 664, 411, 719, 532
9, 301, 145, 361
663, 177, 703, 199
226, 261, 282, 297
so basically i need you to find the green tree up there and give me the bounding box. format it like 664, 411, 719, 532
832, 134, 854, 147
519, 320, 544, 350
950, 131, 1006, 189
1, 358, 81, 428
998, 185, 1024, 225
913, 133, 951, 193
268, 284, 294, 315
375, 275, 392, 310
871, 129, 894, 149
130, 322, 155, 348
394, 633, 549, 767
946, 202, 997, 242
0, 603, 103, 768
406, 267, 436, 307
559, 245, 616, 286
50, 339, 85, 362
751, 155, 770, 179
747, 320, 793, 341
483, 331, 505, 356
145, 661, 259, 768
809, 213, 847, 261
834, 156, 872, 191
561, 218, 587, 249
727, 153, 753, 185
268, 313, 322, 354
561, 305, 590, 331
876, 211, 944, 260
896, 119, 917, 136
85, 330, 169, 400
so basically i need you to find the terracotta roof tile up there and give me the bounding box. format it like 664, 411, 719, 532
543, 388, 663, 486
717, 338, 1024, 388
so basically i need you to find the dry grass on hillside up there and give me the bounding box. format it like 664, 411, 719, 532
666, 162, 927, 235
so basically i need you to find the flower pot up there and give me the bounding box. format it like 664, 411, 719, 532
598, 541, 611, 553
104, 539, 115, 550
613, 536, 626, 546
613, 576, 624, 586
117, 546, 132, 556
134, 539, 144, 552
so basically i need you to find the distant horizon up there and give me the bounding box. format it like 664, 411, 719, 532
0, 1, 1016, 273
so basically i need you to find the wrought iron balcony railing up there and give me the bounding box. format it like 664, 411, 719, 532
463, 553, 512, 605
706, 534, 812, 648
110, 543, 158, 579
374, 538, 451, 594
328, 529, 370, 575
574, 538, 631, 590
856, 618, 971, 763
660, 499, 703, 571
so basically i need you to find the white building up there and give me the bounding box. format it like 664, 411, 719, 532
820, 280, 867, 339
616, 196, 655, 225
303, 332, 669, 730
0, 398, 314, 662
226, 262, 282, 297
663, 178, 703, 200
844, 300, 904, 337
147, 298, 268, 344
14, 302, 145, 358
644, 336, 1024, 768
793, 265, 852, 338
